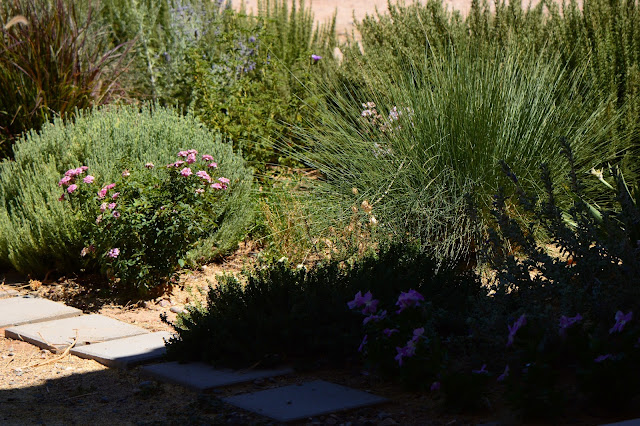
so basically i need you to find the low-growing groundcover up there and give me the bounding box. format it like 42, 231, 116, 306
164, 242, 482, 369
0, 105, 254, 292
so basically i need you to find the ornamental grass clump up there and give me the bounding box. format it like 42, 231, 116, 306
294, 44, 628, 261
57, 151, 233, 295
0, 104, 254, 278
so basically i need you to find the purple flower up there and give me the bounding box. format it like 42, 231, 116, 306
394, 340, 417, 366
347, 291, 379, 315
430, 381, 441, 391
472, 364, 488, 375
363, 310, 386, 325
609, 310, 633, 334
497, 365, 510, 382
507, 314, 527, 347
559, 313, 583, 336
595, 354, 613, 363
311, 54, 322, 62
396, 289, 425, 313
107, 248, 120, 258
383, 328, 398, 338
358, 334, 368, 353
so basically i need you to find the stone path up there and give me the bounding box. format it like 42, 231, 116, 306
0, 292, 387, 422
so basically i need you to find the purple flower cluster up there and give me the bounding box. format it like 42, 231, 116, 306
394, 327, 425, 366
395, 289, 424, 313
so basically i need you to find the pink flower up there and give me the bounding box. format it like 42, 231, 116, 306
202, 154, 214, 161
174, 161, 185, 167
65, 168, 81, 177
83, 175, 94, 184
98, 189, 107, 199
211, 182, 223, 190
145, 162, 154, 169
122, 169, 130, 177
196, 171, 211, 182
396, 289, 425, 313
195, 188, 205, 194
58, 176, 72, 186
67, 184, 78, 193
180, 167, 192, 177
497, 365, 510, 382
100, 203, 108, 212
112, 210, 120, 218
218, 177, 230, 184
507, 314, 527, 347
96, 214, 103, 224
80, 166, 88, 172
111, 192, 120, 200
177, 151, 188, 157
107, 248, 120, 258
108, 203, 117, 210
208, 162, 218, 168
105, 183, 116, 190
187, 149, 198, 155
609, 310, 633, 334
186, 153, 197, 164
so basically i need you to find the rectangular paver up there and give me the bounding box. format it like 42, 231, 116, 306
5, 314, 148, 353
0, 288, 18, 299
70, 331, 172, 368
222, 380, 387, 422
0, 297, 82, 329
140, 361, 293, 391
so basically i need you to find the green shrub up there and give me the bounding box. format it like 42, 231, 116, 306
165, 242, 482, 369
0, 104, 254, 276
294, 44, 624, 261
57, 151, 236, 296
184, 0, 336, 167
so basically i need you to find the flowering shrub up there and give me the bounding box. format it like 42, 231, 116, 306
57, 150, 233, 295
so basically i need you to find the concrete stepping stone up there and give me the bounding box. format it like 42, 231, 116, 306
140, 361, 293, 391
0, 296, 82, 329
602, 420, 640, 426
5, 314, 148, 353
70, 331, 172, 368
222, 380, 387, 422
0, 288, 18, 299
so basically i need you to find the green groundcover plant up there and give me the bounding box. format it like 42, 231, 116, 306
56, 151, 234, 295
0, 104, 254, 278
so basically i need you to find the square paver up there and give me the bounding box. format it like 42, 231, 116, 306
0, 297, 82, 328
5, 314, 148, 353
140, 362, 293, 391
0, 288, 18, 299
70, 331, 172, 368
222, 380, 387, 422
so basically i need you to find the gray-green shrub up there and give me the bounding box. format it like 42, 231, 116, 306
0, 104, 254, 275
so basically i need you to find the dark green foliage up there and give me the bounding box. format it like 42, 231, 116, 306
0, 0, 131, 158
0, 105, 254, 276
165, 242, 482, 368
478, 143, 640, 416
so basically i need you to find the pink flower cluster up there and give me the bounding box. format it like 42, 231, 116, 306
167, 150, 229, 191
58, 166, 95, 197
